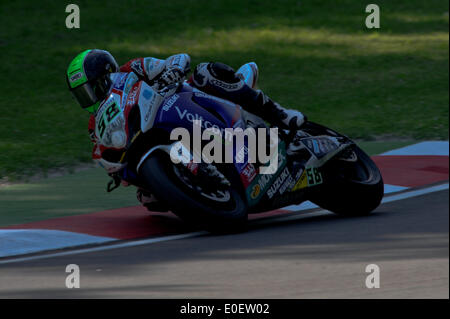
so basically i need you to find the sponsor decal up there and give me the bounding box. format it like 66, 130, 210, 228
162, 94, 179, 111
292, 170, 308, 191
235, 145, 249, 164
126, 84, 140, 107
115, 73, 128, 90
279, 173, 294, 194
266, 167, 291, 199
141, 89, 165, 124
175, 106, 221, 131
250, 184, 261, 199
254, 173, 272, 192
70, 72, 82, 83
124, 73, 138, 94
245, 141, 287, 204
302, 137, 338, 159
143, 94, 156, 122
240, 163, 257, 187
288, 166, 304, 191
234, 145, 250, 172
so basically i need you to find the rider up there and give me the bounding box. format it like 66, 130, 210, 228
66, 49, 307, 211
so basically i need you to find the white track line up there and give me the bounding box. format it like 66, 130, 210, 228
0, 232, 207, 265
0, 183, 448, 265
381, 183, 449, 204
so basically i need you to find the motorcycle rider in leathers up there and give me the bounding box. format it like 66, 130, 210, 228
66, 49, 307, 211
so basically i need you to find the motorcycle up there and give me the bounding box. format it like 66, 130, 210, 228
95, 72, 384, 232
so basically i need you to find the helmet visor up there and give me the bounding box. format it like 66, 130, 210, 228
71, 82, 99, 110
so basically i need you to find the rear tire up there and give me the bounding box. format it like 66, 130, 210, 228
309, 145, 384, 216
139, 152, 248, 233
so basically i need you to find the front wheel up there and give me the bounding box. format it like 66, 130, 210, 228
309, 145, 384, 216
139, 152, 248, 232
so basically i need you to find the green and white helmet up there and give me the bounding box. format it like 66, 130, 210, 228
66, 49, 119, 113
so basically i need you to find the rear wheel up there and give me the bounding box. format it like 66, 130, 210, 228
309, 145, 384, 216
139, 152, 248, 232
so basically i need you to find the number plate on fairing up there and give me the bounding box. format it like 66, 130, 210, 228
291, 167, 323, 191
95, 94, 126, 148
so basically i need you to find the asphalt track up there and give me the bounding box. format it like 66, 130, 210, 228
0, 187, 447, 298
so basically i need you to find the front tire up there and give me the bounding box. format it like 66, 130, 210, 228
309, 145, 384, 216
139, 152, 248, 232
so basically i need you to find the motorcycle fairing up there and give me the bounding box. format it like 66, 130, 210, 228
285, 135, 353, 193
130, 82, 353, 208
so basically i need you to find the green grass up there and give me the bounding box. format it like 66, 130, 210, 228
0, 0, 448, 180
0, 140, 414, 227
0, 168, 138, 227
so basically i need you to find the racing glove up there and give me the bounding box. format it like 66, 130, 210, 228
158, 67, 185, 88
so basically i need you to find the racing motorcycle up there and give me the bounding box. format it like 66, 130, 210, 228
96, 73, 384, 232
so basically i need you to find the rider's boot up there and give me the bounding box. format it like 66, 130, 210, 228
192, 62, 306, 130
236, 62, 259, 89
249, 88, 307, 130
